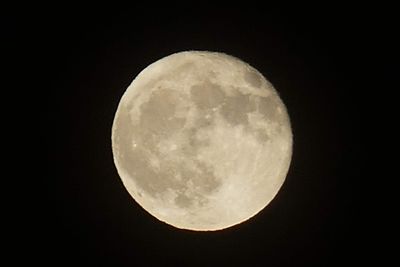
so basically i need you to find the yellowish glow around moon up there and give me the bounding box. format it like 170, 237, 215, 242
112, 51, 292, 231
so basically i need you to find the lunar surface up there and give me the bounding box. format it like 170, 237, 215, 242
112, 51, 292, 231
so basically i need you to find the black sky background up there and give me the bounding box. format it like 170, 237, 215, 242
40, 4, 369, 266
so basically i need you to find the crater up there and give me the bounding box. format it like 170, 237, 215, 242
254, 129, 270, 143
139, 88, 186, 137
173, 159, 220, 208
175, 193, 193, 208
243, 69, 262, 88
190, 81, 225, 110
115, 103, 220, 202
185, 127, 211, 155
220, 92, 256, 126
194, 161, 221, 193
257, 95, 282, 122
113, 107, 163, 196
114, 103, 184, 198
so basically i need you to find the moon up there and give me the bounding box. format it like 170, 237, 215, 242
112, 51, 292, 231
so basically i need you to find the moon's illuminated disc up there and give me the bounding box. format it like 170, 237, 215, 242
112, 51, 292, 231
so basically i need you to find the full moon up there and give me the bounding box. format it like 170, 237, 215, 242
112, 51, 292, 231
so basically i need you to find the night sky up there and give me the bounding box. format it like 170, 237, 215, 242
42, 5, 366, 266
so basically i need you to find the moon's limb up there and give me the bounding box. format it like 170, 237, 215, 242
112, 51, 292, 231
